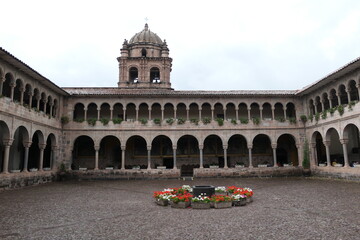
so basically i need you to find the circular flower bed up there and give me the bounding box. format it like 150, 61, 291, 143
153, 185, 254, 209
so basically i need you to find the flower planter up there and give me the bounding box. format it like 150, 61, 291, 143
334, 164, 343, 167
354, 164, 360, 168
105, 167, 114, 170
30, 168, 38, 172
258, 164, 268, 168
214, 201, 232, 209
171, 201, 191, 209
157, 166, 166, 169
246, 196, 253, 203
155, 199, 169, 206
132, 166, 140, 170
79, 167, 87, 171
209, 165, 219, 169
235, 165, 245, 168
283, 164, 291, 167
192, 202, 211, 209
318, 163, 326, 167
11, 169, 21, 173
232, 199, 247, 207
43, 167, 51, 171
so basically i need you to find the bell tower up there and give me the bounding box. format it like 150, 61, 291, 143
117, 24, 172, 89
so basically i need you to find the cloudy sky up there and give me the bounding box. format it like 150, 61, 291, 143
1, 0, 360, 91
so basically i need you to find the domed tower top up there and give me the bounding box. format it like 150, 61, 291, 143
128, 23, 163, 46
117, 24, 172, 89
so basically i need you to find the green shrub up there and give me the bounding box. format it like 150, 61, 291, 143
100, 118, 109, 126
139, 118, 148, 125
61, 116, 69, 124
308, 114, 313, 122
166, 118, 174, 125
337, 105, 344, 116
300, 115, 307, 123
177, 118, 185, 125
275, 117, 285, 122
153, 118, 161, 125
216, 118, 224, 126
329, 107, 336, 115
190, 118, 199, 125
74, 118, 84, 123
321, 111, 327, 120
240, 118, 249, 124
87, 118, 97, 126
202, 117, 211, 124
252, 117, 260, 125
302, 139, 310, 169
231, 119, 237, 125
315, 112, 320, 122
289, 117, 297, 124
112, 118, 123, 124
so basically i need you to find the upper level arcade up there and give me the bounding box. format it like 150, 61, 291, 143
117, 24, 172, 89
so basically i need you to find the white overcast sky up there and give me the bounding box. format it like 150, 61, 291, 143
1, 0, 360, 91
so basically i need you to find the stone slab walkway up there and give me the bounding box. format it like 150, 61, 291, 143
0, 177, 359, 240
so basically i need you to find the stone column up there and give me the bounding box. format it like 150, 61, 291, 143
356, 84, 360, 100
23, 141, 32, 172
0, 76, 4, 95
320, 100, 324, 113
296, 144, 302, 167
340, 139, 349, 167
346, 89, 351, 103
97, 108, 100, 120
283, 107, 287, 120
271, 107, 275, 120
211, 108, 214, 121
148, 107, 152, 120
121, 146, 126, 170
329, 96, 333, 108
94, 145, 99, 170
38, 143, 46, 171
336, 93, 341, 105
2, 139, 13, 174
323, 141, 331, 167
123, 108, 126, 121
84, 108, 88, 121
198, 108, 202, 121
186, 107, 189, 121
259, 107, 263, 120
310, 143, 317, 167
235, 107, 239, 121
223, 145, 228, 168
174, 107, 177, 119
49, 104, 53, 117
110, 108, 113, 121
199, 145, 204, 168
223, 107, 227, 121
28, 94, 33, 109
43, 100, 47, 113
10, 83, 15, 101
272, 143, 277, 167
51, 146, 57, 170
20, 88, 25, 105
147, 146, 151, 170
161, 107, 164, 121
135, 107, 139, 122
172, 146, 177, 169
36, 96, 40, 110
247, 108, 251, 121
248, 144, 253, 168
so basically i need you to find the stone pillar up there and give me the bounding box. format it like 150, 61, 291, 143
186, 107, 189, 121
223, 107, 227, 121
148, 107, 152, 120
23, 141, 32, 172
247, 108, 251, 121
248, 144, 253, 168
84, 108, 88, 121
340, 139, 349, 167
329, 96, 333, 109
310, 143, 317, 167
38, 143, 46, 171
110, 108, 113, 121
174, 107, 177, 119
356, 84, 360, 100
211, 108, 214, 121
121, 146, 126, 170
10, 83, 15, 101
28, 94, 33, 109
336, 93, 341, 105
147, 146, 151, 170
323, 141, 331, 167
0, 76, 4, 95
320, 100, 324, 113
283, 107, 287, 120
272, 143, 277, 167
259, 107, 263, 120
94, 145, 99, 170
235, 107, 239, 121
123, 108, 126, 121
135, 107, 139, 122
296, 143, 302, 167
271, 107, 275, 120
223, 145, 228, 168
172, 146, 177, 169
97, 108, 100, 120
161, 107, 164, 121
346, 90, 351, 103
198, 108, 202, 121
43, 100, 47, 113
49, 104, 53, 117
36, 96, 40, 110
199, 145, 204, 168
20, 88, 25, 105
2, 139, 13, 174
51, 146, 57, 170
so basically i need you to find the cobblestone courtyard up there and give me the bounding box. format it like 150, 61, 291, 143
0, 177, 359, 240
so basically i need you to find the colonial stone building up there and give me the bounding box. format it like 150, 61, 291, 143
0, 24, 359, 187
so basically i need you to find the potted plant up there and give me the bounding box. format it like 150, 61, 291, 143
191, 195, 211, 209
190, 118, 199, 125
112, 118, 123, 124
30, 168, 38, 172
132, 165, 140, 170
170, 192, 192, 208
166, 118, 174, 125
235, 162, 245, 168
211, 195, 232, 209
105, 165, 114, 170
209, 163, 219, 169
202, 117, 211, 124
232, 194, 247, 206
153, 118, 161, 125
153, 190, 173, 206
156, 165, 166, 169
318, 163, 326, 167
216, 118, 224, 126
215, 186, 227, 195
177, 117, 185, 125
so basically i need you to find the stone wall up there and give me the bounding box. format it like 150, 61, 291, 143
0, 171, 56, 190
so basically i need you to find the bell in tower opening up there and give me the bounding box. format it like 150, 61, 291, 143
117, 24, 172, 89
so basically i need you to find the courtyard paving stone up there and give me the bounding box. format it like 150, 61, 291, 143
0, 177, 359, 240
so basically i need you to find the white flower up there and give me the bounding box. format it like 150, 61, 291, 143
215, 186, 226, 192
